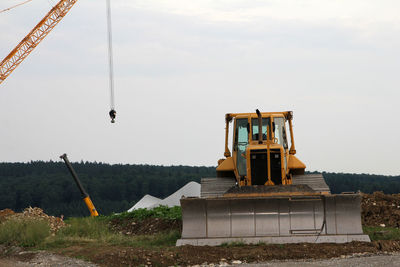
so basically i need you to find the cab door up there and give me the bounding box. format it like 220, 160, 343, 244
233, 118, 249, 178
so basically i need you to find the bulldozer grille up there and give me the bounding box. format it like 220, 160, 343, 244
270, 149, 282, 185
250, 149, 282, 185
250, 149, 268, 185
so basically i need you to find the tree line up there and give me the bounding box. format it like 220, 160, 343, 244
0, 161, 399, 217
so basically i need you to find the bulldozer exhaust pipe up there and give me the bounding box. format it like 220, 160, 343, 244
256, 109, 263, 144
60, 153, 99, 217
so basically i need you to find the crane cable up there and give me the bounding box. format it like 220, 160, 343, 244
106, 0, 116, 123
0, 0, 34, 14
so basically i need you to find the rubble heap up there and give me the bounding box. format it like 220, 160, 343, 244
0, 207, 65, 233
0, 208, 15, 223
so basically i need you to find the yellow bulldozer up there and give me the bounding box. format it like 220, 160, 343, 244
177, 110, 370, 246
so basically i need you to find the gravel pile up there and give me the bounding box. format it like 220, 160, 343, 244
0, 207, 65, 233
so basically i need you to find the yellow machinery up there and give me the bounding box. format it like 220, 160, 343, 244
0, 0, 77, 84
177, 110, 370, 246
60, 154, 99, 217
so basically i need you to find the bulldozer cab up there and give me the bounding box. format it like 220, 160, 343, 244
223, 112, 297, 187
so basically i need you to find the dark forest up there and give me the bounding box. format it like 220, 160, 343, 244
0, 161, 399, 217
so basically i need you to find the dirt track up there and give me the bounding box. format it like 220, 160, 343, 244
241, 252, 400, 267
0, 247, 98, 267
2, 243, 400, 267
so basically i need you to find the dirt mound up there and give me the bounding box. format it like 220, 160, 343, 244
362, 192, 400, 227
109, 217, 181, 235
0, 207, 65, 234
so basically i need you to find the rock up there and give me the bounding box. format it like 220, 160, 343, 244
380, 224, 386, 227
232, 260, 242, 264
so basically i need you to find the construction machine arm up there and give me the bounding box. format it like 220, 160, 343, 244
0, 0, 77, 84
60, 153, 99, 217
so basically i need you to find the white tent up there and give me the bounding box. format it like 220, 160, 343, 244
127, 194, 161, 212
158, 181, 201, 207
127, 181, 200, 211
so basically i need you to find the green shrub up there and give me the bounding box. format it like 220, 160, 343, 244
107, 206, 182, 221
0, 218, 50, 247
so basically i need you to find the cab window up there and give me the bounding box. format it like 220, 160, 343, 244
251, 118, 270, 141
273, 117, 288, 149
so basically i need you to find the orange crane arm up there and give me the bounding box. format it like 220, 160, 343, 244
0, 0, 77, 84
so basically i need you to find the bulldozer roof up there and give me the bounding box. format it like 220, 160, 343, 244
226, 111, 293, 121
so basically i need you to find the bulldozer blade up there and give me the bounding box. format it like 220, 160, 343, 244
177, 193, 370, 246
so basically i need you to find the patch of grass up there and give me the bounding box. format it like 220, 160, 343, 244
40, 217, 113, 249
364, 226, 400, 241
2, 214, 182, 251
107, 230, 181, 248
40, 236, 95, 249
41, 216, 180, 249
43, 230, 180, 249
0, 218, 50, 247
57, 217, 111, 239
107, 206, 181, 221
219, 241, 246, 247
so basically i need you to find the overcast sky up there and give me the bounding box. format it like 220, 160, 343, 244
0, 0, 399, 175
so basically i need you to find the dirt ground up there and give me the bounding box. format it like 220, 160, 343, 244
2, 192, 400, 267
54, 241, 400, 266
2, 241, 400, 267
362, 192, 400, 227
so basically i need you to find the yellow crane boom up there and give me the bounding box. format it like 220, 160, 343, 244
0, 0, 77, 84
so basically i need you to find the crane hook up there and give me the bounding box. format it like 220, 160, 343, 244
109, 109, 116, 123
106, 0, 116, 124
